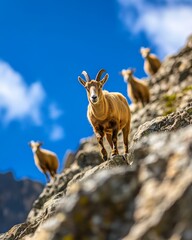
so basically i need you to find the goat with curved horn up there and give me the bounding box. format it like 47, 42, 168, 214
78, 70, 91, 87
95, 69, 109, 86
95, 69, 106, 81
82, 71, 91, 82
78, 69, 131, 162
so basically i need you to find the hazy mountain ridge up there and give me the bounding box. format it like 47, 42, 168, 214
1, 35, 192, 240
0, 172, 43, 233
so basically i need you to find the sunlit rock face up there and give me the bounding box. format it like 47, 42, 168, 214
1, 36, 192, 240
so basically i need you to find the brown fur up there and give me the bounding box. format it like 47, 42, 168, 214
121, 69, 150, 107
140, 47, 161, 75
29, 141, 59, 182
78, 69, 131, 161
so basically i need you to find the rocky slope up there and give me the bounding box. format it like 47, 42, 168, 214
0, 172, 43, 233
1, 35, 192, 240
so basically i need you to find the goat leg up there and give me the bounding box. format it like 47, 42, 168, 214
122, 122, 130, 154
111, 129, 119, 156
95, 131, 108, 161
106, 134, 113, 149
44, 171, 50, 182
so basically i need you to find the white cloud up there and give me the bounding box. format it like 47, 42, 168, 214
136, 7, 192, 56
0, 60, 65, 141
49, 124, 64, 141
48, 103, 63, 120
0, 61, 46, 125
117, 0, 192, 57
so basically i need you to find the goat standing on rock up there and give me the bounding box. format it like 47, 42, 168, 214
120, 68, 150, 107
140, 47, 161, 76
29, 141, 59, 182
78, 69, 131, 161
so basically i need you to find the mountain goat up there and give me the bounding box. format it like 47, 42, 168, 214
120, 68, 150, 107
140, 47, 161, 75
29, 141, 59, 182
78, 69, 131, 161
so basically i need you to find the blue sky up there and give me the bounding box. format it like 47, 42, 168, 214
0, 0, 191, 183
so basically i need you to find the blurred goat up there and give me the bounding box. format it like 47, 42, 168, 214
120, 68, 150, 107
140, 47, 161, 75
29, 141, 59, 182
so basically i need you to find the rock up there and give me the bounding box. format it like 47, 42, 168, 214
17, 126, 192, 240
124, 126, 192, 240
133, 103, 192, 142
62, 150, 76, 169
75, 150, 103, 169
66, 155, 129, 195
24, 167, 139, 240
1, 35, 192, 240
27, 166, 81, 221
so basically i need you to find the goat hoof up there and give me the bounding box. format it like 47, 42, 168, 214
111, 154, 119, 158
103, 156, 108, 161
123, 153, 133, 165
111, 152, 119, 157
111, 154, 119, 159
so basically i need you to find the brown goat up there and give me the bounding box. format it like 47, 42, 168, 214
29, 141, 59, 182
78, 69, 131, 161
140, 47, 161, 75
120, 68, 150, 107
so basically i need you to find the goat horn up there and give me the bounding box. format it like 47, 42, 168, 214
95, 69, 106, 82
82, 71, 91, 82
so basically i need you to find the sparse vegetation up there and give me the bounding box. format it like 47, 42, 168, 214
183, 85, 192, 92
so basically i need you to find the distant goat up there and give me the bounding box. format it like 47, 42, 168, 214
29, 141, 59, 182
78, 69, 131, 161
120, 68, 150, 107
140, 47, 161, 75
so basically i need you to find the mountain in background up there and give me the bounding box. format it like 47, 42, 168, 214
0, 172, 43, 233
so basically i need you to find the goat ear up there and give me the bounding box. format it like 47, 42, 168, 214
100, 73, 109, 86
131, 68, 136, 73
78, 76, 86, 87
38, 141, 43, 146
28, 142, 32, 147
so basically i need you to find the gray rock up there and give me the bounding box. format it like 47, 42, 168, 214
1, 33, 192, 240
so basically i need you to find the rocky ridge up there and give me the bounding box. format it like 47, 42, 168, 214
0, 172, 43, 233
0, 35, 192, 240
